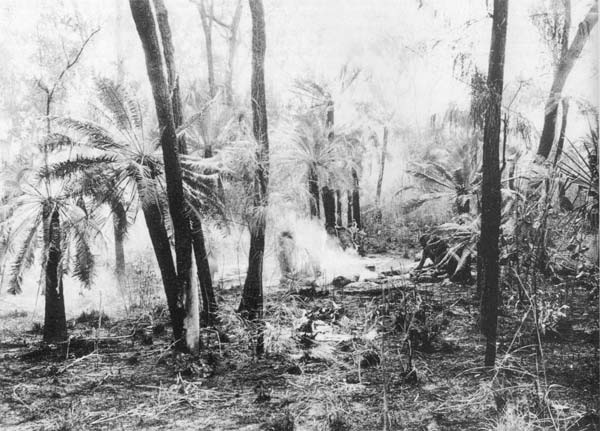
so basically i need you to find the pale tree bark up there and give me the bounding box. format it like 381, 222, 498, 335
536, 1, 597, 160
480, 0, 508, 368
211, 0, 243, 105
130, 0, 197, 353
197, 0, 217, 99
115, 0, 125, 84
239, 0, 269, 356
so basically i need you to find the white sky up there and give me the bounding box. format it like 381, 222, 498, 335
0, 0, 597, 158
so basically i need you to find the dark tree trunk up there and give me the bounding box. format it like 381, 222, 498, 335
192, 216, 217, 325
553, 98, 570, 167
142, 201, 185, 341
480, 0, 508, 368
156, 0, 217, 326
153, 0, 186, 154
43, 204, 67, 343
112, 201, 127, 282
130, 0, 195, 352
347, 191, 353, 226
308, 167, 320, 218
351, 168, 361, 229
322, 186, 336, 233
239, 0, 269, 356
536, 2, 597, 160
376, 126, 388, 207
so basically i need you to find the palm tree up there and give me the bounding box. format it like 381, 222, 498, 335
1, 168, 99, 343
277, 109, 359, 228
44, 78, 221, 343
559, 116, 599, 234
401, 133, 482, 216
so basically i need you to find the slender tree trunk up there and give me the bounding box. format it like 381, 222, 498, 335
198, 0, 217, 99
225, 0, 242, 106
43, 204, 67, 343
480, 0, 508, 368
142, 201, 185, 341
335, 189, 342, 226
192, 216, 217, 325
536, 2, 597, 160
156, 0, 217, 326
553, 98, 570, 167
239, 0, 269, 356
376, 126, 388, 207
322, 186, 336, 233
130, 0, 196, 352
308, 167, 320, 218
115, 0, 125, 84
347, 191, 353, 226
197, 0, 216, 158
112, 201, 127, 282
351, 168, 361, 229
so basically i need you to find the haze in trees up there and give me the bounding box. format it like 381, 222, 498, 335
0, 1, 597, 429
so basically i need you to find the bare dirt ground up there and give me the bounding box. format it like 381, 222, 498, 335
0, 254, 598, 431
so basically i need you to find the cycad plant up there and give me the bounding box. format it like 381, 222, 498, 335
277, 109, 359, 229
1, 170, 100, 343
402, 133, 481, 215
559, 120, 599, 234
43, 78, 221, 340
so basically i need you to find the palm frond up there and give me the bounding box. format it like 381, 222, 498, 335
71, 229, 95, 289
408, 169, 454, 190
38, 155, 118, 181
6, 211, 41, 294
95, 78, 141, 134
55, 117, 125, 151
42, 133, 77, 152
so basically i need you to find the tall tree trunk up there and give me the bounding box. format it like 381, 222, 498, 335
197, 0, 216, 158
480, 0, 508, 368
115, 0, 125, 84
323, 99, 338, 233
347, 191, 353, 226
536, 2, 597, 160
376, 126, 388, 207
43, 204, 67, 343
156, 0, 217, 326
351, 168, 361, 229
142, 200, 185, 341
553, 98, 570, 167
322, 186, 336, 233
308, 167, 320, 218
192, 216, 217, 325
130, 0, 196, 353
112, 201, 127, 283
239, 0, 269, 356
198, 0, 217, 99
225, 0, 243, 106
335, 189, 342, 226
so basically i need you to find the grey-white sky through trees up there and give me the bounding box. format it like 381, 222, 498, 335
0, 0, 597, 161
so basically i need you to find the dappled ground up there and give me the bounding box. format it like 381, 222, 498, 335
0, 252, 598, 431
